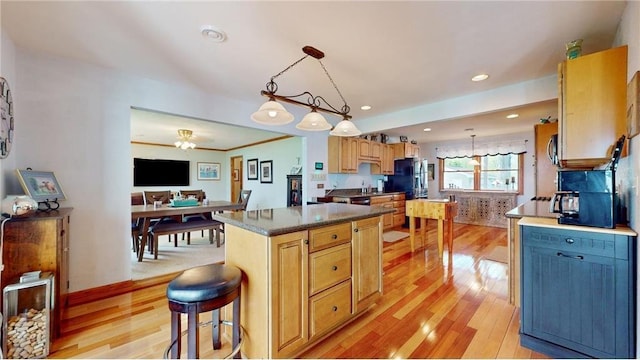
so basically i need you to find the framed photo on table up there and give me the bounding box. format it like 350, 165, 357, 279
16, 169, 66, 202
247, 158, 258, 180
197, 162, 220, 181
260, 160, 273, 183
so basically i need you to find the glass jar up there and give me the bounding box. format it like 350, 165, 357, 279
566, 39, 583, 59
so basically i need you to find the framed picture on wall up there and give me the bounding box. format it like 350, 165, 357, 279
247, 158, 258, 180
427, 163, 435, 181
260, 160, 273, 183
197, 162, 220, 181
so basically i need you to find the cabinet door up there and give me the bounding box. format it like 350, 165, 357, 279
559, 45, 627, 168
383, 144, 394, 174
351, 216, 383, 312
343, 137, 358, 172
521, 227, 633, 358
534, 122, 558, 197
270, 231, 309, 358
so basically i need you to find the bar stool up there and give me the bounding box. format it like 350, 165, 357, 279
165, 264, 242, 359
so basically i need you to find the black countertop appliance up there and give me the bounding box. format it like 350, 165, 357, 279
550, 135, 625, 228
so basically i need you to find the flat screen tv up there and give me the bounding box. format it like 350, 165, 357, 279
134, 158, 190, 186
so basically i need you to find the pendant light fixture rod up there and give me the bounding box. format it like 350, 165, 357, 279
260, 91, 352, 120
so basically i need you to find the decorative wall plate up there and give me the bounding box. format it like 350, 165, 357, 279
0, 77, 15, 159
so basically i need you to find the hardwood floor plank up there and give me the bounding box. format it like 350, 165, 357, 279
51, 223, 547, 359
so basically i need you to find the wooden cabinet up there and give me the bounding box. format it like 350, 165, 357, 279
358, 139, 381, 161
392, 142, 420, 159
440, 191, 515, 228
371, 144, 394, 175
370, 194, 405, 230
534, 122, 558, 197
351, 217, 383, 312
224, 216, 382, 358
520, 222, 636, 358
270, 231, 309, 357
558, 45, 627, 168
328, 136, 358, 173
0, 208, 72, 340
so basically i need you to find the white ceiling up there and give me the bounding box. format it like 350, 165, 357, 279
1, 1, 626, 148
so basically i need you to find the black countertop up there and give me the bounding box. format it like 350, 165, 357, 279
212, 203, 394, 236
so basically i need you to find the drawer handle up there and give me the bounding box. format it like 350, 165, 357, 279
565, 238, 575, 244
332, 265, 338, 271
332, 234, 338, 240
332, 306, 338, 312
557, 252, 583, 260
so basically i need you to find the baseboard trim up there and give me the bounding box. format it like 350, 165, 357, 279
67, 272, 181, 306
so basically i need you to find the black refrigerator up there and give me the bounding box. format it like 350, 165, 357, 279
386, 158, 428, 226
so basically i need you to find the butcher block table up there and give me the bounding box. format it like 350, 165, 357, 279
405, 199, 458, 257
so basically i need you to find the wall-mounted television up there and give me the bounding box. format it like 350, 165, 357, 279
133, 158, 190, 186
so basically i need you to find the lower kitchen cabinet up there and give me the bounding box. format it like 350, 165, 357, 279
519, 219, 636, 359
224, 216, 383, 358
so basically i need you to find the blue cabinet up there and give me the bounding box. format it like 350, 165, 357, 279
520, 224, 636, 358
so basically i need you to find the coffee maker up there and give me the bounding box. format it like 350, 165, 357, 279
550, 135, 625, 229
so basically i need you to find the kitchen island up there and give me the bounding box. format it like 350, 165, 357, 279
212, 203, 394, 359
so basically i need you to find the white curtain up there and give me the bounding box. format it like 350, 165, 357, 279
436, 139, 527, 159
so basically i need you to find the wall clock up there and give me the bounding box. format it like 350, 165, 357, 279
0, 77, 14, 159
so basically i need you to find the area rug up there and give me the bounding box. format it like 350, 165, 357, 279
383, 230, 409, 243
131, 232, 225, 280
484, 246, 508, 264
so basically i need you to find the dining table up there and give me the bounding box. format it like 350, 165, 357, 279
131, 201, 245, 262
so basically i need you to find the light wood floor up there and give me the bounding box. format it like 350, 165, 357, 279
50, 223, 547, 359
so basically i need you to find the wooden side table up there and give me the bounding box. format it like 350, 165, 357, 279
405, 200, 458, 258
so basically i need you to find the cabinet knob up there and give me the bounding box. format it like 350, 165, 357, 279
354, 228, 359, 233
304, 240, 309, 245
332, 265, 338, 271
332, 306, 338, 312
332, 234, 337, 239
565, 238, 574, 244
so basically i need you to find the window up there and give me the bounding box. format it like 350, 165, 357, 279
440, 153, 523, 192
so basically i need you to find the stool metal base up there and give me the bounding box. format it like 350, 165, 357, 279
164, 320, 244, 359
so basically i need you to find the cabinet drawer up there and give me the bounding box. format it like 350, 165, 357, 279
309, 222, 351, 252
309, 243, 352, 295
309, 280, 352, 339
392, 200, 404, 208
521, 226, 629, 259
370, 195, 391, 205
392, 194, 406, 201
393, 214, 405, 226
394, 206, 405, 215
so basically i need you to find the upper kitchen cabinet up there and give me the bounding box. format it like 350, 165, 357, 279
558, 45, 627, 168
392, 143, 420, 159
371, 144, 394, 175
328, 136, 359, 173
358, 139, 382, 161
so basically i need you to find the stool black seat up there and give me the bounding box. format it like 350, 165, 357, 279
166, 264, 242, 359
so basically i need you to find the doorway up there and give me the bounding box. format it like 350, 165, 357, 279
230, 156, 243, 203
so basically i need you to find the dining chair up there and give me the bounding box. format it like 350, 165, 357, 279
143, 190, 180, 249
180, 190, 210, 241
213, 190, 252, 244
131, 192, 145, 255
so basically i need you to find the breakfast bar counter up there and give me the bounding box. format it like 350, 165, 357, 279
212, 203, 393, 358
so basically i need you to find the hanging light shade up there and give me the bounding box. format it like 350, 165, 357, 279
174, 129, 197, 149
253, 45, 361, 136
330, 118, 362, 137
250, 100, 294, 125
468, 134, 480, 166
295, 109, 332, 131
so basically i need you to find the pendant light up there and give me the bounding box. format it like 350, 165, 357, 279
295, 108, 332, 131
469, 134, 480, 166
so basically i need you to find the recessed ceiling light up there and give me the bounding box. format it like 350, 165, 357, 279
423, 128, 431, 132
361, 105, 372, 111
506, 113, 519, 119
200, 25, 227, 42
471, 74, 489, 82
